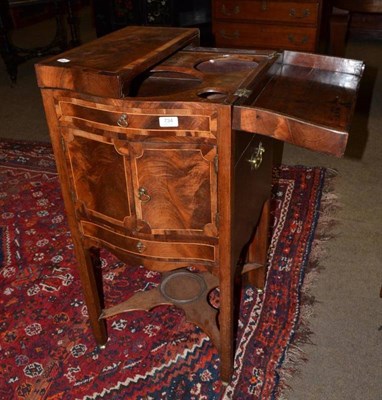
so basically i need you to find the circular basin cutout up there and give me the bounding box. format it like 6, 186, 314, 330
196, 58, 259, 73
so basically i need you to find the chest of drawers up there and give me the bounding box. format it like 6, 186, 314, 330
212, 0, 323, 51
35, 26, 363, 382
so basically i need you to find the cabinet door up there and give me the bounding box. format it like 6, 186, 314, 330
129, 141, 218, 238
62, 130, 136, 230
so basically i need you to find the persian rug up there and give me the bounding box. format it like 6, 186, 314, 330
0, 139, 335, 399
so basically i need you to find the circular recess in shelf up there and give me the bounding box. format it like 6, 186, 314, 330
159, 270, 207, 304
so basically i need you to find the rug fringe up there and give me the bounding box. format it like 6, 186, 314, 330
274, 168, 340, 399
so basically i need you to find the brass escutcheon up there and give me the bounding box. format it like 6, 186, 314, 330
138, 187, 151, 203
248, 142, 265, 170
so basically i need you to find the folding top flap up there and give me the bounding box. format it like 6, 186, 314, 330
233, 51, 365, 157
35, 26, 199, 98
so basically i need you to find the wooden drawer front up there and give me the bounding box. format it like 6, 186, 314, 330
214, 1, 319, 25
57, 100, 214, 138
80, 221, 216, 264
214, 22, 317, 51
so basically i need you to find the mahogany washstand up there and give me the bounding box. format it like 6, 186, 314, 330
35, 26, 363, 382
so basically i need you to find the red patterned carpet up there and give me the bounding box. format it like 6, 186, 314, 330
0, 140, 334, 399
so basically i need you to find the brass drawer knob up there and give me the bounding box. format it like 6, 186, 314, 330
248, 142, 265, 170
117, 113, 129, 127
288, 34, 309, 45
136, 241, 146, 253
138, 187, 151, 203
289, 8, 311, 19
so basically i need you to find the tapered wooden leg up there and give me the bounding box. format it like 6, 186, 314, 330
243, 198, 270, 289
216, 107, 236, 382
218, 257, 235, 383
76, 245, 108, 346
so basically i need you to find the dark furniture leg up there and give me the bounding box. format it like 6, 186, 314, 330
66, 0, 79, 47
0, 0, 17, 81
243, 198, 270, 289
78, 245, 108, 346
329, 7, 350, 57
0, 0, 79, 82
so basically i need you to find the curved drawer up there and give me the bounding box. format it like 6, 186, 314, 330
80, 221, 217, 264
57, 99, 215, 138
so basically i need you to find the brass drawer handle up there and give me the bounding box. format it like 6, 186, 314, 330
138, 187, 151, 203
289, 8, 311, 19
220, 29, 240, 40
136, 241, 146, 253
248, 142, 265, 170
288, 34, 309, 45
117, 113, 128, 127
221, 4, 240, 16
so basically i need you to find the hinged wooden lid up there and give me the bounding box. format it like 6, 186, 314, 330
233, 51, 365, 156
35, 26, 199, 98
